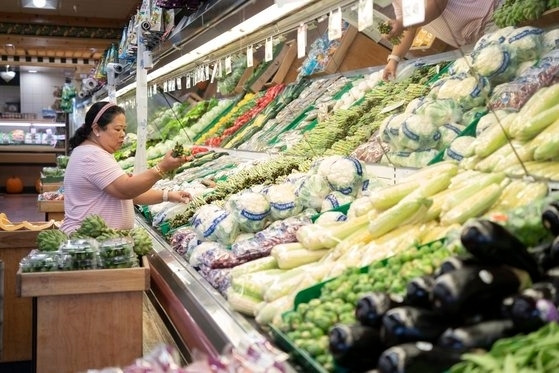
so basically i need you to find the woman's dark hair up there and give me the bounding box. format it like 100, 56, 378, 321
68, 101, 126, 151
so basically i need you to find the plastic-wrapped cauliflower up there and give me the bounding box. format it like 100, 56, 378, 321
385, 149, 439, 168
461, 106, 487, 125
315, 211, 348, 226
228, 191, 271, 233
432, 73, 491, 110
359, 177, 390, 197
380, 112, 407, 147
265, 183, 303, 220
543, 28, 559, 54
321, 191, 355, 212
474, 26, 514, 51
449, 55, 474, 75
475, 110, 511, 136
472, 42, 518, 84
415, 98, 463, 127
404, 97, 426, 114
444, 135, 476, 161
188, 241, 228, 267
192, 204, 240, 246
312, 155, 340, 175
399, 114, 441, 151
295, 173, 332, 211
505, 26, 544, 62
325, 156, 366, 196
347, 196, 374, 219
438, 123, 465, 148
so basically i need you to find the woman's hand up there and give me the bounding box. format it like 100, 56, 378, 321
382, 59, 399, 81
158, 150, 191, 172
168, 190, 192, 203
381, 18, 404, 40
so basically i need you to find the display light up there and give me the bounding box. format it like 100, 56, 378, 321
1, 66, 16, 83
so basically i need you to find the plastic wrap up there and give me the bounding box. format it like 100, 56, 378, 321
197, 246, 240, 269
351, 136, 390, 164
169, 226, 200, 257
199, 267, 232, 295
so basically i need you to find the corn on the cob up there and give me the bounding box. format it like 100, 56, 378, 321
440, 183, 503, 225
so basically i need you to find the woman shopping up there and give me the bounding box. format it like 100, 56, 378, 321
382, 0, 502, 81
60, 101, 191, 234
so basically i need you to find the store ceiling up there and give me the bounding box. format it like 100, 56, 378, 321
0, 0, 140, 78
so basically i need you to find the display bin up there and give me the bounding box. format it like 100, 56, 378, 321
16, 257, 150, 373
0, 229, 37, 362
37, 199, 64, 221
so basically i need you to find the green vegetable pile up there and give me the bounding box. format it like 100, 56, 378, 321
377, 21, 402, 45
493, 0, 547, 27
450, 322, 559, 372
280, 240, 461, 372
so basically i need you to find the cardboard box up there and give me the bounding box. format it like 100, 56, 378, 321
248, 41, 297, 92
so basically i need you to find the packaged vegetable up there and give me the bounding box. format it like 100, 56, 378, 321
228, 191, 271, 233
295, 173, 332, 212
192, 204, 240, 246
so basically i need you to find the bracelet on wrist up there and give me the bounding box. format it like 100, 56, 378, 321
387, 54, 402, 63
162, 189, 169, 202
153, 164, 166, 178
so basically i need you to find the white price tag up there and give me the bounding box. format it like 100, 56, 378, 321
358, 0, 374, 31
210, 63, 218, 83
186, 74, 191, 88
328, 7, 342, 41
176, 77, 182, 90
170, 79, 176, 92
247, 44, 254, 67
297, 23, 307, 59
205, 65, 210, 81
163, 81, 168, 92
402, 0, 425, 27
217, 59, 223, 78
225, 56, 232, 74
265, 37, 273, 62
152, 84, 157, 95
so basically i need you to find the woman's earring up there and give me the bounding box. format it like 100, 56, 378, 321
95, 132, 100, 137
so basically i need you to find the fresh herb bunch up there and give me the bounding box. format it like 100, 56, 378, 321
171, 142, 185, 157
378, 21, 402, 45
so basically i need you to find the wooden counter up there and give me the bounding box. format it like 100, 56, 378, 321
0, 230, 37, 362
17, 258, 150, 373
37, 200, 64, 221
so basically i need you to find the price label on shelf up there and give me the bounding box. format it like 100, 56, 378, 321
328, 7, 342, 41
297, 23, 307, 59
358, 0, 374, 31
210, 63, 218, 83
265, 37, 273, 62
225, 56, 232, 74
402, 0, 425, 27
247, 45, 254, 67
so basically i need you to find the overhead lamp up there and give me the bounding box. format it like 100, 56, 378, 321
1, 66, 16, 83
22, 0, 58, 10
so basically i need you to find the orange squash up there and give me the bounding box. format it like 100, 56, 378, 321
6, 176, 24, 194
35, 178, 42, 193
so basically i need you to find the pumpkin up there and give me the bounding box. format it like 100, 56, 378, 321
6, 176, 24, 194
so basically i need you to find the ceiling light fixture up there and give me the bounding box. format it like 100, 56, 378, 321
22, 0, 57, 10
1, 66, 16, 83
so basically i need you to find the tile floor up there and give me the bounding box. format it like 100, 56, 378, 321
1, 192, 184, 368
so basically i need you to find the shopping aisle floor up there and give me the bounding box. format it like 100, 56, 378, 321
0, 192, 183, 371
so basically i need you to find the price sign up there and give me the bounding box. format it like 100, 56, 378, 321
297, 23, 307, 59
225, 56, 232, 74
328, 7, 342, 41
247, 44, 254, 67
176, 77, 182, 90
265, 37, 273, 62
402, 0, 425, 27
358, 0, 374, 31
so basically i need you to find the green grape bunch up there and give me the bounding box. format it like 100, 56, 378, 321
378, 21, 402, 45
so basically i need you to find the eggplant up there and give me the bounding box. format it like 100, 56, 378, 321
404, 275, 436, 309
355, 292, 405, 328
431, 265, 531, 317
438, 319, 516, 350
549, 235, 559, 264
542, 200, 559, 236
460, 219, 542, 282
502, 282, 559, 332
528, 241, 557, 273
380, 306, 450, 347
329, 323, 384, 372
377, 342, 464, 373
434, 254, 481, 277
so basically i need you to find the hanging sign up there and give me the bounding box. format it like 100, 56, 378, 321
402, 0, 425, 27
169, 79, 176, 92
247, 44, 254, 67
225, 56, 232, 74
297, 23, 307, 59
358, 0, 374, 31
217, 59, 223, 78
152, 84, 157, 95
186, 74, 191, 88
163, 81, 168, 92
328, 7, 343, 41
205, 65, 210, 81
176, 77, 182, 90
265, 37, 274, 62
210, 63, 218, 83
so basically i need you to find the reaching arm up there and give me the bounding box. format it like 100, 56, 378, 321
382, 25, 418, 81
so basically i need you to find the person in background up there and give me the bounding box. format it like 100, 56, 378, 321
382, 0, 502, 81
60, 101, 191, 234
